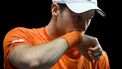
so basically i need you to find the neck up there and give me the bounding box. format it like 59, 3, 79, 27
46, 20, 61, 39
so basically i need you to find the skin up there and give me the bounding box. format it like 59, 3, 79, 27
9, 3, 103, 69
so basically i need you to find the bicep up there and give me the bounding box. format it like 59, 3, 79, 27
9, 44, 30, 68
3, 28, 32, 68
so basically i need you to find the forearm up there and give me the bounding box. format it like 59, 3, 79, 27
10, 38, 69, 69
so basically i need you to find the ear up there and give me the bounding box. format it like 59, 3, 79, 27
51, 3, 60, 16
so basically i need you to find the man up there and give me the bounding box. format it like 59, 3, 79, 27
3, 0, 110, 69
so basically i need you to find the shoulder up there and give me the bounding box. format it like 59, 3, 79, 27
4, 27, 37, 37
3, 27, 46, 44
3, 27, 30, 43
7, 27, 31, 33
3, 27, 33, 43
8, 27, 45, 34
101, 51, 110, 61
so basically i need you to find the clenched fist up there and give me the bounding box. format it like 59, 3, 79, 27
77, 34, 103, 62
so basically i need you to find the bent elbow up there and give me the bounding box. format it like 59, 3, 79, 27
21, 55, 41, 69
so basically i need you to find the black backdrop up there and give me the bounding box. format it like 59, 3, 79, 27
0, 0, 118, 69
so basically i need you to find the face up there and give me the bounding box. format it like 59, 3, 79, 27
55, 5, 95, 35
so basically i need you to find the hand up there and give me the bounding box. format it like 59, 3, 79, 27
77, 34, 103, 62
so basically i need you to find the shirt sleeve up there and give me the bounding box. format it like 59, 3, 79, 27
81, 51, 110, 69
3, 27, 32, 62
94, 51, 110, 69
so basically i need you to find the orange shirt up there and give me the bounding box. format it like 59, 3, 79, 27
3, 27, 110, 69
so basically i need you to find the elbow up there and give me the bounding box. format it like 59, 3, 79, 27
27, 61, 40, 69
23, 56, 51, 69
10, 55, 41, 69
24, 59, 49, 69
22, 55, 41, 69
22, 54, 50, 69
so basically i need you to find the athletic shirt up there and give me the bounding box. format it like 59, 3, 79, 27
3, 27, 110, 69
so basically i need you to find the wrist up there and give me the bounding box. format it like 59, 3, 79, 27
61, 31, 82, 47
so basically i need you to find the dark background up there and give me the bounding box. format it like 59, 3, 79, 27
0, 0, 118, 69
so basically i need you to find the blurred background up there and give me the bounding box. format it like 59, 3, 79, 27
0, 0, 118, 69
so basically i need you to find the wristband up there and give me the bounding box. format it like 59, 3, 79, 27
61, 31, 82, 47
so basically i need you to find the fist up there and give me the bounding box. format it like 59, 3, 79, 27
77, 34, 103, 62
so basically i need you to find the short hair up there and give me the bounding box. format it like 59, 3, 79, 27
57, 3, 67, 13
